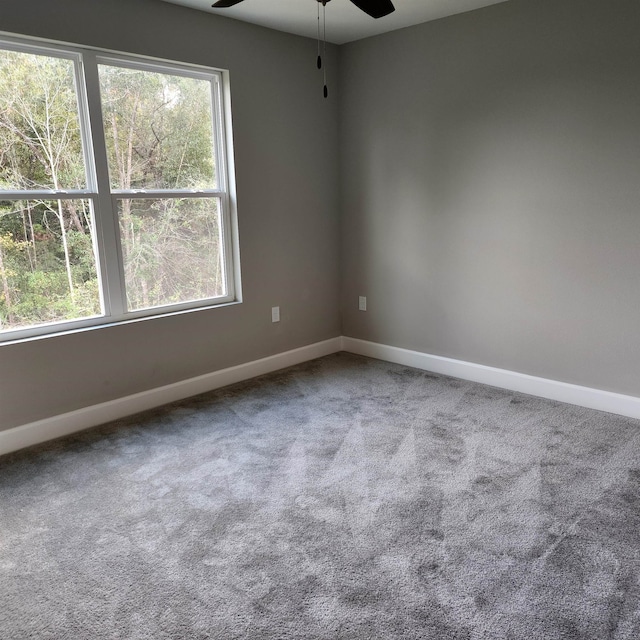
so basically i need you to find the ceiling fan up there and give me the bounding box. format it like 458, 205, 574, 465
211, 0, 396, 21
211, 0, 396, 97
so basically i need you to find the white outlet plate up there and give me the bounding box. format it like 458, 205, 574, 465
271, 306, 280, 322
358, 296, 367, 311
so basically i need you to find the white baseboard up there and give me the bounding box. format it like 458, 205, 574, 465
0, 337, 342, 457
341, 337, 640, 421
3, 335, 639, 457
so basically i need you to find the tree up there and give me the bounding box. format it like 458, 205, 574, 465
99, 65, 223, 309
0, 50, 224, 331
0, 49, 98, 329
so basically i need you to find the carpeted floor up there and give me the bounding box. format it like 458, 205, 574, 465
1, 352, 639, 639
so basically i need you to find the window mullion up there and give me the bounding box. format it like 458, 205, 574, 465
111, 190, 225, 199
80, 51, 127, 318
0, 190, 97, 200
215, 74, 239, 302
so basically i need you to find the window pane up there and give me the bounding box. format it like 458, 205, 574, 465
0, 50, 86, 191
118, 198, 225, 311
99, 65, 217, 190
0, 199, 101, 332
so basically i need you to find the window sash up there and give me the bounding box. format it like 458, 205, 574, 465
0, 34, 237, 342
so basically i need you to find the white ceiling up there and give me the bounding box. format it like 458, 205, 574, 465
161, 0, 512, 45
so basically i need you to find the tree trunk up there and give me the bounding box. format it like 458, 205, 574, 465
67, 200, 85, 233
27, 203, 38, 269
0, 239, 15, 326
21, 208, 35, 271
56, 199, 75, 304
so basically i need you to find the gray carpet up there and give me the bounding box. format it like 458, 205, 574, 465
1, 353, 640, 639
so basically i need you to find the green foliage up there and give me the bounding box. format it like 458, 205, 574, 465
0, 202, 100, 329
0, 50, 85, 190
0, 49, 221, 333
99, 65, 216, 189
120, 198, 223, 311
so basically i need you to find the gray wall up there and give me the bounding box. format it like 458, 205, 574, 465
0, 0, 341, 430
2, 0, 640, 432
339, 0, 640, 396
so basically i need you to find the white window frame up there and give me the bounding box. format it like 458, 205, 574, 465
0, 33, 240, 343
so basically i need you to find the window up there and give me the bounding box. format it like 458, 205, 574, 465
0, 36, 238, 340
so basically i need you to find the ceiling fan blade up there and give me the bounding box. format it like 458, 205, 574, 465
211, 0, 245, 8
349, 0, 395, 19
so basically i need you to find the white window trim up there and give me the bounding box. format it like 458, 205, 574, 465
0, 33, 241, 344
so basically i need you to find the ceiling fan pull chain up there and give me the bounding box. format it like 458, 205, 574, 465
323, 1, 328, 98
212, 0, 394, 99
316, 1, 322, 69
